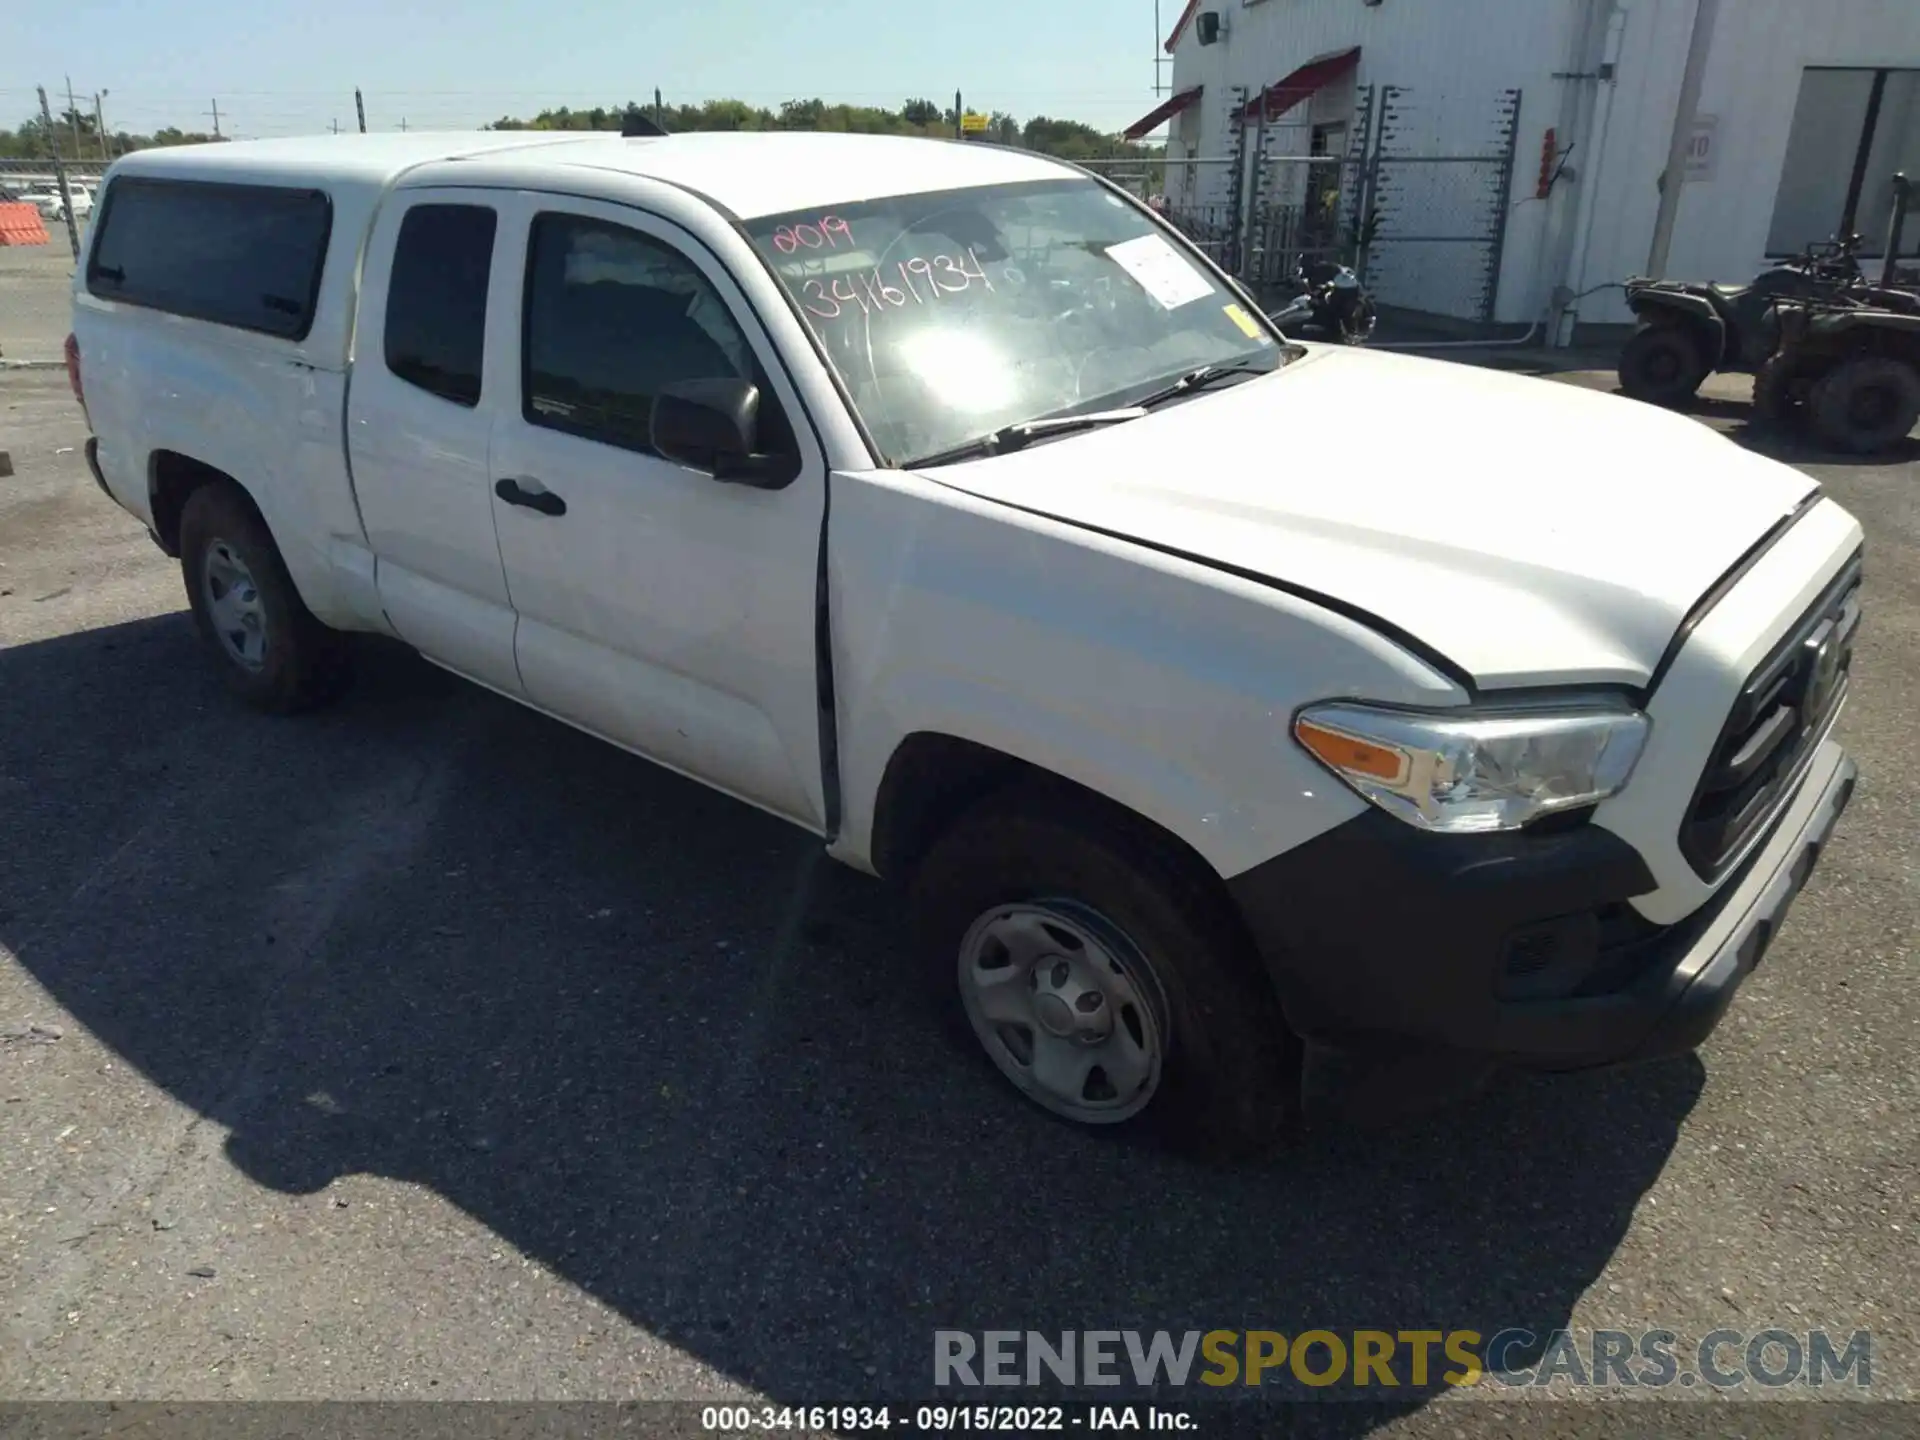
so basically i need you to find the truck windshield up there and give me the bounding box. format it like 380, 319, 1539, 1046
743, 178, 1280, 467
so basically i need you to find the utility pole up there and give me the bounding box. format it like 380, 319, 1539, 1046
208, 97, 222, 139
654, 86, 663, 126
36, 86, 81, 260
400, 117, 408, 132
95, 91, 111, 160
331, 118, 340, 134
954, 89, 963, 141
355, 88, 367, 133
65, 76, 84, 156
1646, 0, 1720, 278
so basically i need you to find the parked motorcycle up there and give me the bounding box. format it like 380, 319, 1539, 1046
1267, 258, 1376, 344
1616, 237, 1877, 407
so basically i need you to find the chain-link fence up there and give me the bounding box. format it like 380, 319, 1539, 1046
0, 159, 112, 184
8, 106, 1526, 325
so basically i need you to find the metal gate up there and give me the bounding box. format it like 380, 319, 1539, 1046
1358, 86, 1523, 323
1085, 85, 1523, 325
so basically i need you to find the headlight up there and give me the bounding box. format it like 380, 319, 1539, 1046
1294, 700, 1650, 833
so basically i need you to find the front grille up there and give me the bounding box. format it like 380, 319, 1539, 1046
1680, 555, 1862, 878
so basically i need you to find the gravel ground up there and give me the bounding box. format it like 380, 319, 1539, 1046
0, 237, 84, 365
0, 363, 1916, 1438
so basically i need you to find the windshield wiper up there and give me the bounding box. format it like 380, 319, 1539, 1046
905, 407, 1147, 468
901, 359, 1280, 468
1133, 361, 1277, 410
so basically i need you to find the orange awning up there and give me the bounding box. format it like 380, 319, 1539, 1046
1239, 47, 1361, 121
1123, 86, 1204, 142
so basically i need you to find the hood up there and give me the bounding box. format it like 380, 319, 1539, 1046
916, 345, 1820, 689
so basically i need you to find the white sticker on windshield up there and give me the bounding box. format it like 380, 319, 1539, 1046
1103, 233, 1216, 309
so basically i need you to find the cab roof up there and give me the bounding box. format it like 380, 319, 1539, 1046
107, 129, 1079, 219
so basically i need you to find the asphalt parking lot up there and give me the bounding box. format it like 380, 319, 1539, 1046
1, 359, 1917, 1437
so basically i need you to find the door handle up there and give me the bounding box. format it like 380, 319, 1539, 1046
495, 477, 567, 517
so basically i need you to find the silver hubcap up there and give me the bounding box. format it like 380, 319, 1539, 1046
957, 900, 1168, 1125
201, 540, 268, 671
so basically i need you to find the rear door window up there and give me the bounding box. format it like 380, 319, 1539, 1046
384, 203, 498, 406
86, 177, 332, 339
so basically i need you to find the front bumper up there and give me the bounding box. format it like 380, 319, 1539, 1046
1227, 740, 1855, 1070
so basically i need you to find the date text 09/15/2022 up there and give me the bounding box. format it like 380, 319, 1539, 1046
700, 1405, 1193, 1432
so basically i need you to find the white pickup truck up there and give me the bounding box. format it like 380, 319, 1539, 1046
68, 131, 1862, 1154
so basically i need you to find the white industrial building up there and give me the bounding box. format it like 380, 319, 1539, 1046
1129, 0, 1920, 337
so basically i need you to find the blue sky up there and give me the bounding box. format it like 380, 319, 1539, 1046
5, 0, 1173, 140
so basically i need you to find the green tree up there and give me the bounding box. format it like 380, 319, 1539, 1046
777, 98, 827, 131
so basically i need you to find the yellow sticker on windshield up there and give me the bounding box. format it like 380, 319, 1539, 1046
1223, 303, 1262, 338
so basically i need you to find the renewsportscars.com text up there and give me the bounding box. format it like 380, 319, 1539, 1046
933, 1328, 1871, 1391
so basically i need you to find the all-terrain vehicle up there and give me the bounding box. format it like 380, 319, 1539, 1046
1752, 298, 1920, 454
1617, 237, 1877, 407
1745, 173, 1920, 454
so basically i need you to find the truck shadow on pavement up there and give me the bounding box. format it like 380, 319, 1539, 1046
0, 612, 1706, 1430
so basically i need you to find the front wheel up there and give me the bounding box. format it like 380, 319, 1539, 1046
1618, 324, 1709, 406
1809, 356, 1920, 455
910, 789, 1300, 1156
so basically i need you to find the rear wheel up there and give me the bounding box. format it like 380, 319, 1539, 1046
1809, 356, 1920, 454
179, 482, 349, 713
910, 789, 1300, 1157
1340, 297, 1377, 345
1618, 324, 1709, 406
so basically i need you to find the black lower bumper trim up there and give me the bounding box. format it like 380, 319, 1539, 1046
1228, 742, 1855, 1070
83, 435, 110, 499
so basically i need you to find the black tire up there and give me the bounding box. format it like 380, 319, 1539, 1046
1340, 298, 1376, 345
909, 786, 1300, 1158
1809, 356, 1920, 455
1617, 324, 1709, 406
179, 481, 349, 713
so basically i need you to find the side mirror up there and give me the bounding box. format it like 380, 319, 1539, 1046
650, 377, 793, 488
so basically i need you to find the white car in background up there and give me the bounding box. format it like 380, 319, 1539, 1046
22, 184, 92, 222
